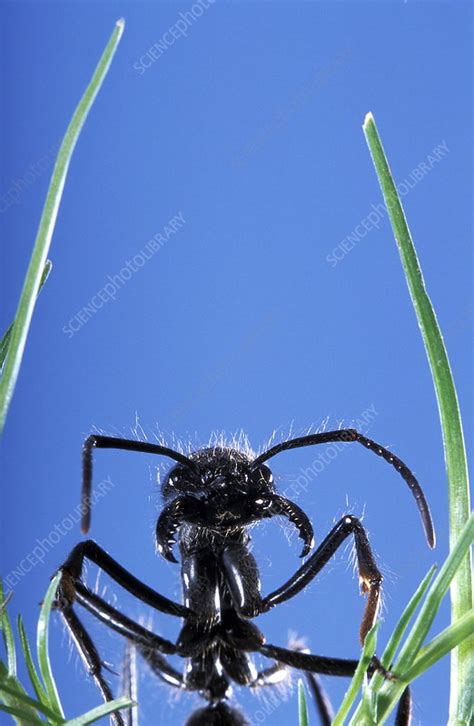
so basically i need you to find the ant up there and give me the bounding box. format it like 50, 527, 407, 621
53, 428, 435, 725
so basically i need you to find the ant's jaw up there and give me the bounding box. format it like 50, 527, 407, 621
266, 495, 315, 557
156, 495, 201, 562
199, 486, 277, 527
156, 491, 315, 562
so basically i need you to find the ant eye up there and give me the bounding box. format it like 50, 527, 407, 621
256, 465, 273, 486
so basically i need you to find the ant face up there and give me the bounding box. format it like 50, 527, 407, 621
161, 447, 276, 528
156, 446, 314, 562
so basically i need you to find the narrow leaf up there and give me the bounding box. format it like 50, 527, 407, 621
333, 624, 379, 726
373, 515, 474, 723
404, 610, 474, 683
372, 565, 436, 693
0, 668, 42, 724
395, 514, 473, 673
0, 20, 125, 433
18, 615, 49, 707
0, 261, 52, 371
298, 679, 309, 726
363, 112, 472, 723
0, 582, 16, 676
37, 573, 64, 717
0, 682, 65, 722
0, 702, 47, 724
65, 696, 134, 725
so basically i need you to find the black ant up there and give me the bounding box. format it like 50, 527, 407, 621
53, 429, 435, 725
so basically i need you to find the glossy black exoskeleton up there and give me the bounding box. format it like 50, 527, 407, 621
53, 429, 435, 725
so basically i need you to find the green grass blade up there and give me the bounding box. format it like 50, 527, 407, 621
298, 679, 309, 726
0, 702, 47, 724
36, 573, 63, 717
374, 515, 474, 723
373, 565, 436, 691
333, 624, 379, 726
394, 495, 473, 672
405, 610, 474, 683
0, 665, 41, 725
0, 261, 52, 371
0, 582, 16, 676
363, 112, 472, 724
0, 591, 13, 613
0, 329, 13, 371
65, 696, 134, 725
17, 615, 49, 708
0, 682, 65, 722
0, 20, 125, 434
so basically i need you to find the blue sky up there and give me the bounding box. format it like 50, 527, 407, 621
1, 2, 472, 724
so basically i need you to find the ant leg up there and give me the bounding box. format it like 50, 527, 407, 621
56, 583, 185, 723
221, 544, 262, 618
396, 687, 412, 726
258, 644, 360, 676
291, 640, 334, 725
251, 661, 289, 687
56, 575, 177, 654
257, 644, 411, 726
220, 644, 259, 687
134, 644, 185, 689
252, 652, 342, 726
252, 648, 333, 724
61, 607, 124, 726
261, 515, 382, 643
58, 540, 190, 617
304, 674, 333, 726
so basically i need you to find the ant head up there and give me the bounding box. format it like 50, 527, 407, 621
156, 447, 313, 562
162, 446, 275, 521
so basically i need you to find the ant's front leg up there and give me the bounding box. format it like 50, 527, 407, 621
53, 542, 186, 725
57, 539, 190, 617
78, 581, 178, 651
220, 542, 262, 619
54, 577, 182, 725
261, 514, 382, 643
